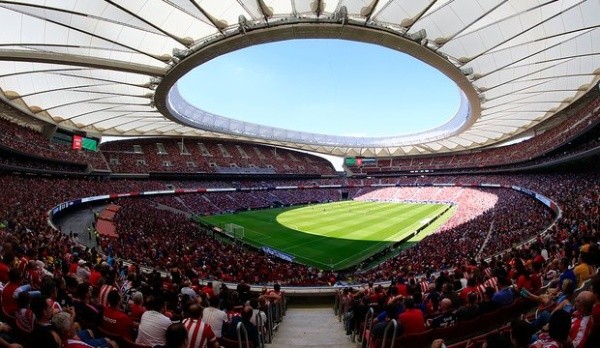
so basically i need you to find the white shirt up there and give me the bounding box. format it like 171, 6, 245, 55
136, 310, 172, 346
202, 306, 228, 337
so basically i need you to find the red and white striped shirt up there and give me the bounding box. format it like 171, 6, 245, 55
98, 284, 117, 308
570, 312, 592, 348
182, 318, 217, 348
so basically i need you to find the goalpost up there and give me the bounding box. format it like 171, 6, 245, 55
223, 223, 245, 242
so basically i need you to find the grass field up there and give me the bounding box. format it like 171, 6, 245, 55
199, 200, 451, 270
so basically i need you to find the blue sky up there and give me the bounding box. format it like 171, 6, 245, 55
178, 39, 460, 138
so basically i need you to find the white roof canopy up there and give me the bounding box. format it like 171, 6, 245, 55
0, 0, 598, 157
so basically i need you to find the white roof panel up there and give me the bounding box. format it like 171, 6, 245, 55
0, 0, 596, 157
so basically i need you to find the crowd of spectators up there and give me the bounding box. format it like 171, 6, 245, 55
0, 113, 108, 171
350, 92, 599, 175
0, 165, 598, 346
100, 137, 336, 175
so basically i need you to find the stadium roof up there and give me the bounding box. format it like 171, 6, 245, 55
0, 0, 598, 157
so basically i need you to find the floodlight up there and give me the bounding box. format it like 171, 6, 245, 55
408, 29, 427, 41
172, 47, 190, 59
337, 6, 348, 24
461, 67, 474, 76
238, 15, 248, 34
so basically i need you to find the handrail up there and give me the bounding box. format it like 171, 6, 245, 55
359, 307, 375, 343
255, 309, 265, 348
235, 321, 251, 348
382, 319, 399, 348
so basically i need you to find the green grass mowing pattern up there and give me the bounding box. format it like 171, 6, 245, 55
199, 201, 450, 270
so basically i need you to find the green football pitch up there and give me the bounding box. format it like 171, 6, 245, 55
198, 200, 451, 270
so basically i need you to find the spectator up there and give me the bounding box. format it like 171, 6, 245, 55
530, 310, 571, 348
136, 295, 172, 347
182, 304, 218, 348
226, 306, 259, 347
158, 323, 188, 348
202, 296, 228, 338
455, 292, 479, 322
570, 291, 594, 348
29, 296, 61, 348
101, 289, 136, 341
129, 291, 146, 321
428, 298, 457, 329
492, 277, 514, 306
398, 298, 425, 334
72, 282, 102, 331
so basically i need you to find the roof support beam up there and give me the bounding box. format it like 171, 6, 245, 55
0, 50, 167, 76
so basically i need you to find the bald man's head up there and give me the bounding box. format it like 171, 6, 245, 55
575, 290, 594, 314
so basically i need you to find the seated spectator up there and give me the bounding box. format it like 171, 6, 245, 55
455, 292, 479, 322
573, 253, 594, 288
101, 289, 136, 341
29, 296, 61, 348
428, 298, 457, 328
72, 283, 102, 331
371, 304, 404, 339
225, 306, 259, 347
570, 291, 594, 348
557, 258, 576, 291
510, 319, 532, 348
14, 291, 33, 334
202, 296, 227, 338
158, 323, 188, 348
2, 269, 23, 317
530, 310, 571, 348
492, 277, 514, 306
182, 304, 218, 348
52, 311, 117, 348
136, 295, 172, 347
128, 291, 146, 321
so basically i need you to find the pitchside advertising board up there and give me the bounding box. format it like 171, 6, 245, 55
344, 157, 378, 166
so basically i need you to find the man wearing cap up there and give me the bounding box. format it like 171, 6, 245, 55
76, 259, 90, 283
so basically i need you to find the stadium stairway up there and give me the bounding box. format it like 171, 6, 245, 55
268, 306, 354, 348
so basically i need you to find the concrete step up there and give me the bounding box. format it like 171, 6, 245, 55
268, 307, 355, 348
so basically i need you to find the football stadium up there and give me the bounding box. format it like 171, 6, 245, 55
0, 1, 598, 348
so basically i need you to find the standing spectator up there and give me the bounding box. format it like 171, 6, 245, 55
398, 298, 425, 334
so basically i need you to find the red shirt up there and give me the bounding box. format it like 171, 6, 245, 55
129, 303, 146, 321
0, 262, 10, 283
102, 306, 135, 340
592, 303, 600, 329
398, 308, 426, 334
1, 281, 20, 316
89, 270, 102, 287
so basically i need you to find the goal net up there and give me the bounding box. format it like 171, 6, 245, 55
223, 223, 245, 242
